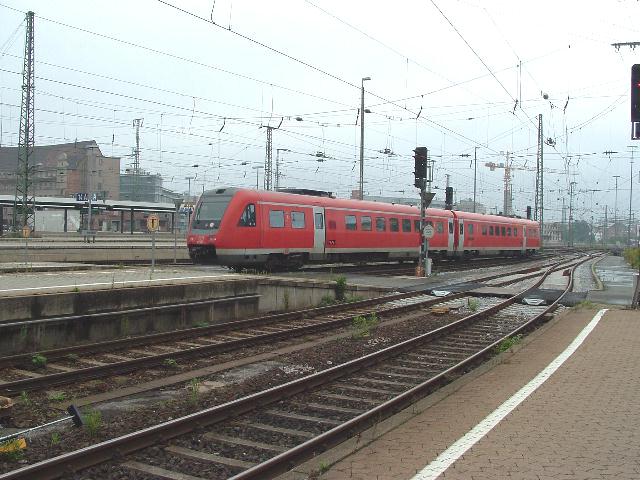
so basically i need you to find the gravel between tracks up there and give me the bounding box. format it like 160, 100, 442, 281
0, 301, 493, 475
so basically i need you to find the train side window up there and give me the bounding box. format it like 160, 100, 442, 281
402, 219, 411, 232
269, 210, 285, 228
501, 226, 506, 236
449, 222, 454, 234
390, 218, 399, 232
482, 225, 487, 235
437, 222, 444, 234
468, 224, 474, 235
514, 228, 518, 237
315, 213, 324, 229
361, 216, 372, 231
238, 203, 256, 227
507, 227, 511, 236
495, 225, 500, 236
414, 220, 420, 232
459, 224, 464, 235
291, 211, 305, 229
376, 217, 386, 231
345, 215, 357, 231
489, 226, 494, 235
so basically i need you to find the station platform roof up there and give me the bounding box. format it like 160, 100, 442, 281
0, 195, 177, 213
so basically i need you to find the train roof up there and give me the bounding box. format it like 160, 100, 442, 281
453, 210, 539, 225
200, 188, 539, 225
201, 187, 423, 214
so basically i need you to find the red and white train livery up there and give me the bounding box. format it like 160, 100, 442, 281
187, 187, 541, 269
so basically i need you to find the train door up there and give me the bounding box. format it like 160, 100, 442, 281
457, 218, 465, 255
311, 206, 326, 260
523, 225, 528, 253
447, 218, 455, 255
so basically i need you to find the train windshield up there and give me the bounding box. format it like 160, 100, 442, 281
192, 197, 231, 230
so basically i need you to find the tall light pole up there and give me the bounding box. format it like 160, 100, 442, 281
185, 176, 194, 199
172, 197, 182, 264
613, 175, 620, 240
473, 146, 479, 213
569, 181, 577, 247
628, 146, 637, 246
275, 148, 290, 191
359, 76, 371, 200
253, 165, 264, 190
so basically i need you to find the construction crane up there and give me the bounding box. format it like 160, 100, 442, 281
485, 158, 565, 217
485, 153, 514, 216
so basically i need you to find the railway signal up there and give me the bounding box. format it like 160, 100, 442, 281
632, 64, 640, 139
632, 64, 640, 122
413, 147, 434, 277
445, 187, 453, 210
147, 214, 160, 273
413, 147, 428, 188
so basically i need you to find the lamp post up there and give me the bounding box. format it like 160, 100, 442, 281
569, 181, 577, 247
613, 175, 620, 240
253, 165, 264, 190
359, 76, 371, 200
173, 197, 182, 264
185, 176, 195, 199
275, 148, 290, 191
473, 146, 479, 213
628, 146, 637, 246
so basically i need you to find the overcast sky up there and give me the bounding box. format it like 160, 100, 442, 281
1, 0, 640, 223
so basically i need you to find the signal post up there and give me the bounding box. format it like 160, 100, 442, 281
414, 147, 435, 277
147, 214, 160, 273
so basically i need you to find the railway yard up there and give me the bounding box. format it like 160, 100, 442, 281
1, 1, 637, 478
0, 251, 636, 479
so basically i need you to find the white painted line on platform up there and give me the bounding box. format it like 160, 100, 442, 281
0, 274, 238, 294
411, 308, 608, 480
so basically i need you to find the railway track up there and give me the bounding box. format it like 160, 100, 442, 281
296, 253, 556, 277
0, 255, 589, 480
0, 258, 569, 396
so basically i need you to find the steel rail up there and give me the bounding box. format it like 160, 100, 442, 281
0, 259, 560, 371
0, 292, 456, 395
0, 259, 580, 395
0, 260, 576, 480
229, 258, 585, 480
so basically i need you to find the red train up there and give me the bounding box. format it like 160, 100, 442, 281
187, 187, 541, 269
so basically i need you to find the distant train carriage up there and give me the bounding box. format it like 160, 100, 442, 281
186, 187, 540, 269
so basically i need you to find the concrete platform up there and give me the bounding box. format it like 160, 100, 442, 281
0, 262, 98, 273
285, 256, 639, 480
588, 255, 637, 306
298, 307, 639, 480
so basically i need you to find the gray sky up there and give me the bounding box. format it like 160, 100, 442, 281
1, 0, 640, 223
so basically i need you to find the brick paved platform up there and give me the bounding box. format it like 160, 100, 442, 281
290, 307, 640, 480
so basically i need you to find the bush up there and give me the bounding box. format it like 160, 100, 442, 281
352, 313, 379, 338
318, 294, 336, 306
83, 410, 102, 437
334, 276, 347, 302
467, 298, 479, 312
31, 353, 47, 369
495, 334, 523, 353
624, 247, 640, 268
163, 358, 178, 368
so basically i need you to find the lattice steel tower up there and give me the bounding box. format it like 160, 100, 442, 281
13, 11, 36, 232
131, 118, 143, 201
535, 114, 544, 246
264, 126, 273, 190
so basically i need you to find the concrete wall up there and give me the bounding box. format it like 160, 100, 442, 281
0, 277, 389, 354
0, 245, 191, 263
